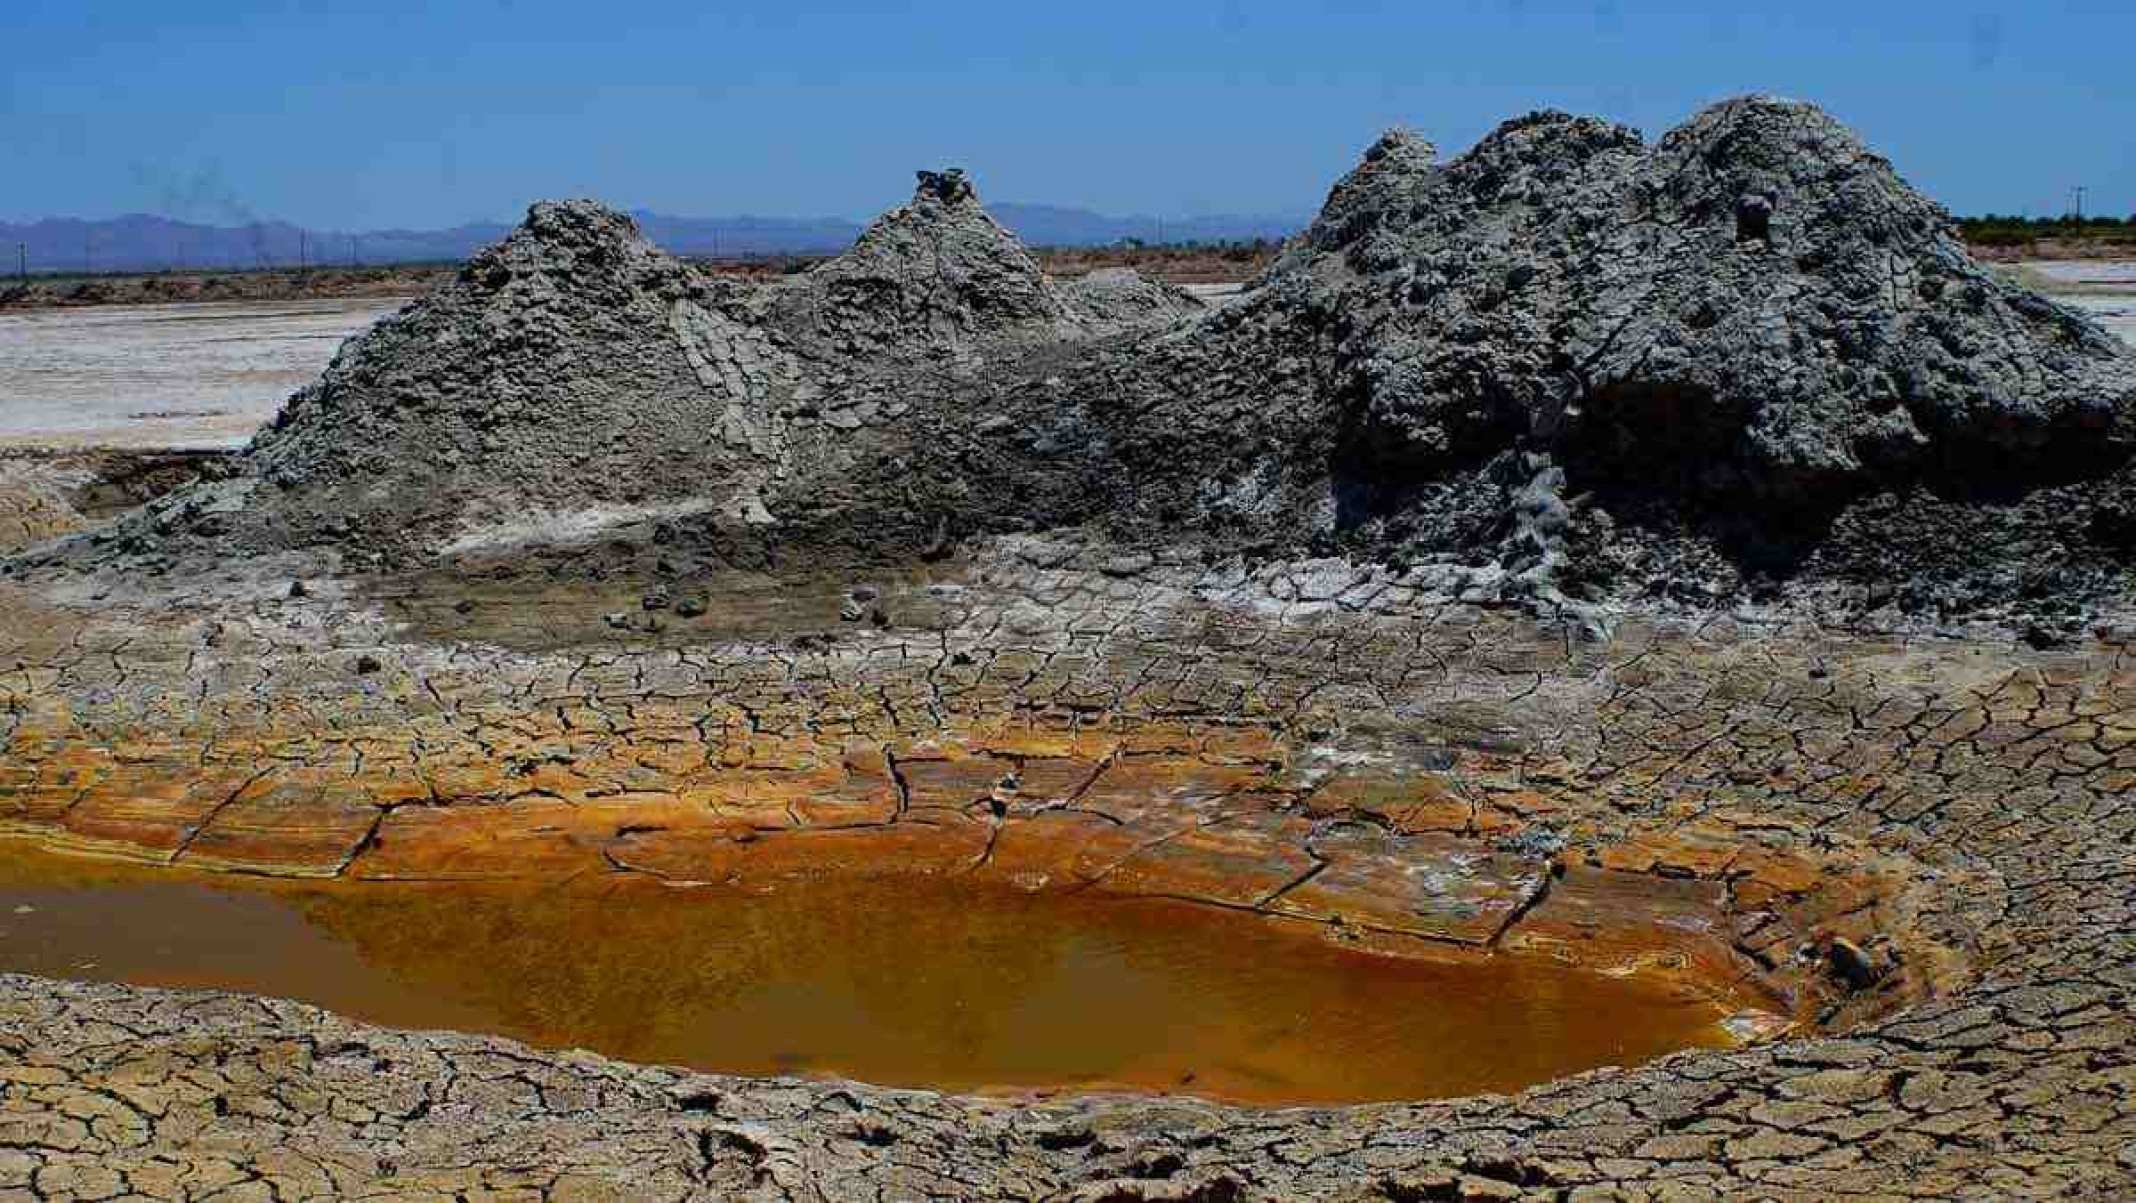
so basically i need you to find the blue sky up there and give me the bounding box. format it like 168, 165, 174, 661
3, 1, 2131, 228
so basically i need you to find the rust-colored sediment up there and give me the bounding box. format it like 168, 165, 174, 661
2, 688, 1919, 1029
4, 567, 2116, 1197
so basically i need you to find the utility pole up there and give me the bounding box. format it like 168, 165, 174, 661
299, 230, 307, 272
17, 242, 25, 282
2073, 186, 2087, 222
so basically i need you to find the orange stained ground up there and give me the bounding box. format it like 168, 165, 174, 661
0, 842, 1739, 1106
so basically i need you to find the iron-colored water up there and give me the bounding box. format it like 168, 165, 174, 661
0, 844, 1732, 1105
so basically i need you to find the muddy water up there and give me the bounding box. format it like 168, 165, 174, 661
0, 843, 1733, 1105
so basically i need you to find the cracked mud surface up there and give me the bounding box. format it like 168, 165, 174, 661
1, 542, 2132, 1198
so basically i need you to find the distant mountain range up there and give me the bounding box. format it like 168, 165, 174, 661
0, 204, 1306, 276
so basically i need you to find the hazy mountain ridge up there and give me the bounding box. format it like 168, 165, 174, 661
0, 204, 1305, 275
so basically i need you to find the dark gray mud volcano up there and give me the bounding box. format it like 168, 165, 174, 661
27, 97, 2134, 630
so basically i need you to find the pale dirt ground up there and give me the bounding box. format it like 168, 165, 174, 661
2011, 260, 2136, 345
2064, 293, 2136, 344
0, 296, 408, 449
2027, 261, 2136, 287
1180, 281, 1246, 303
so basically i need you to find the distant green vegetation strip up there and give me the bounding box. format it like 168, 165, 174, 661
1958, 215, 2136, 248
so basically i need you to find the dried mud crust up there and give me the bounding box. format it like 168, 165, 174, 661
0, 542, 2131, 1198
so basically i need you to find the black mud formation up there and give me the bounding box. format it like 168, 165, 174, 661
20, 97, 2135, 625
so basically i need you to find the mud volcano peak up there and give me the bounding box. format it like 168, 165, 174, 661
444, 198, 690, 307
497, 197, 653, 259
775, 164, 1076, 345
215, 193, 772, 559
1289, 127, 1441, 264
913, 166, 978, 205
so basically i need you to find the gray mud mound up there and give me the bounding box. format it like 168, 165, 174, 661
765, 168, 1198, 349
33, 179, 1195, 568
103, 201, 797, 562
766, 167, 1072, 349
1057, 266, 1204, 329
1073, 96, 2136, 619
1275, 98, 2136, 617
1296, 101, 2133, 493
16, 98, 2134, 624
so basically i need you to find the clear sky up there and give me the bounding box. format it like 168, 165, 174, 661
4, 1, 2131, 229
